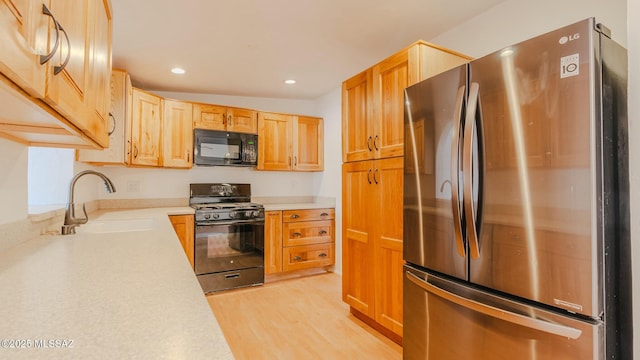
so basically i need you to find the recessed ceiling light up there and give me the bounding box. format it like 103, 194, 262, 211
284, 79, 296, 85
171, 67, 186, 74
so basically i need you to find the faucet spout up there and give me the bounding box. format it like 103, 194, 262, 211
62, 170, 116, 235
440, 179, 452, 193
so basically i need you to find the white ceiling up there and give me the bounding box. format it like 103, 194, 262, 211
110, 0, 505, 100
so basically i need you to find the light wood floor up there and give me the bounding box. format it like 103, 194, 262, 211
206, 273, 402, 359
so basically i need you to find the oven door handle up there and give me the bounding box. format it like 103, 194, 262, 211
196, 220, 264, 226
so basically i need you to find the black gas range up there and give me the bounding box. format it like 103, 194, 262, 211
189, 183, 265, 293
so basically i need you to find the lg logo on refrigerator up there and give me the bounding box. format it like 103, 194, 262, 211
559, 33, 580, 44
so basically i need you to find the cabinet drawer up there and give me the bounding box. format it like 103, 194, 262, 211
283, 243, 334, 272
283, 220, 334, 246
282, 208, 334, 222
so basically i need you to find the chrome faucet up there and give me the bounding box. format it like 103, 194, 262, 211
61, 170, 116, 235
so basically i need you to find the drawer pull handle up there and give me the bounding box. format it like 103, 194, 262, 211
293, 232, 302, 237
290, 214, 300, 219
320, 212, 329, 217
319, 230, 328, 235
293, 256, 302, 261
319, 253, 328, 257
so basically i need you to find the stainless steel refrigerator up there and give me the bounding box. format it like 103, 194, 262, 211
402, 18, 631, 359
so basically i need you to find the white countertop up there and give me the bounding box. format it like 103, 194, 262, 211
0, 207, 234, 359
261, 202, 335, 211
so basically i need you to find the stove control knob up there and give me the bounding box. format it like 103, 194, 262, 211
252, 210, 262, 218
229, 212, 237, 219
204, 214, 211, 220
212, 213, 220, 219
245, 210, 252, 218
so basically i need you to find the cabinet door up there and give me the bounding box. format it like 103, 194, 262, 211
130, 88, 162, 166
264, 211, 283, 274
293, 116, 324, 171
227, 107, 257, 134
162, 99, 193, 168
44, 0, 96, 141
0, 0, 48, 98
257, 112, 293, 171
372, 50, 409, 159
342, 70, 373, 162
85, 0, 112, 148
373, 157, 404, 337
342, 160, 375, 317
283, 220, 334, 247
77, 69, 129, 164
169, 214, 194, 269
193, 103, 226, 130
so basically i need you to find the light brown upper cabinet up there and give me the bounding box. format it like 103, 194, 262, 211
193, 103, 257, 134
0, 0, 113, 149
342, 41, 471, 162
257, 112, 324, 172
77, 69, 132, 165
162, 99, 193, 168
130, 88, 162, 167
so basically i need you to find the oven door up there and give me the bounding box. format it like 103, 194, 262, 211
194, 220, 265, 275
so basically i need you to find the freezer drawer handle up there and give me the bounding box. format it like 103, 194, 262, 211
450, 85, 466, 258
405, 271, 582, 340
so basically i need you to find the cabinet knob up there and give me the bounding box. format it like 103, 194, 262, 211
290, 214, 300, 219
319, 230, 328, 235
318, 253, 327, 258
292, 232, 302, 237
320, 212, 329, 217
293, 256, 302, 261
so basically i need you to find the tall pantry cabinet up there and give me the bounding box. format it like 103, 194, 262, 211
341, 41, 471, 342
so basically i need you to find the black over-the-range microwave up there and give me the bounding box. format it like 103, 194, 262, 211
193, 129, 258, 166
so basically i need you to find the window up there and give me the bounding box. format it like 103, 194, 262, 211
28, 147, 74, 207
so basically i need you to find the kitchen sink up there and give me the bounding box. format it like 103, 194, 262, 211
76, 218, 156, 234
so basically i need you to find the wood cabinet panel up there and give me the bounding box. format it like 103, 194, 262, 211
227, 107, 257, 134
342, 41, 471, 163
0, 0, 48, 98
162, 99, 192, 168
341, 41, 471, 342
266, 208, 335, 275
193, 103, 226, 131
283, 220, 333, 247
342, 70, 372, 163
169, 214, 194, 269
282, 208, 334, 222
0, 0, 113, 149
257, 111, 294, 170
77, 69, 131, 164
193, 104, 257, 134
130, 88, 162, 166
372, 50, 409, 159
342, 160, 375, 317
293, 116, 324, 171
283, 243, 333, 272
264, 211, 283, 274
258, 112, 324, 172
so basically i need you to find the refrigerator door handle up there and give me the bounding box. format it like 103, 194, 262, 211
463, 82, 481, 259
405, 271, 583, 339
450, 85, 466, 258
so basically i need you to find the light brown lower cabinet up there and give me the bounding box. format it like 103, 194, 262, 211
342, 157, 403, 342
169, 214, 194, 269
264, 208, 335, 274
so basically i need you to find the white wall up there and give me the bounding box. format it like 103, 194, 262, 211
312, 87, 343, 273
628, 0, 639, 357
28, 147, 74, 207
431, 0, 627, 56
0, 138, 28, 225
